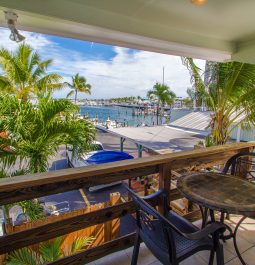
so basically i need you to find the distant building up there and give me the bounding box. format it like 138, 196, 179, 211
173, 97, 184, 109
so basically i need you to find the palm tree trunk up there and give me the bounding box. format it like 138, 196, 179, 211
74, 89, 78, 104
157, 102, 159, 125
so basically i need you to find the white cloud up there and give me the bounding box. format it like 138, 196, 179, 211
0, 27, 205, 99
0, 27, 53, 51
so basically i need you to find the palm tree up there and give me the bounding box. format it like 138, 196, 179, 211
182, 57, 207, 109
0, 94, 95, 173
0, 44, 64, 101
182, 58, 255, 145
66, 73, 91, 103
7, 236, 94, 264
147, 83, 176, 125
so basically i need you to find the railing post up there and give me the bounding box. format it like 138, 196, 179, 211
158, 163, 171, 215
104, 193, 121, 242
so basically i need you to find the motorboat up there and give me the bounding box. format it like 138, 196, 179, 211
67, 144, 133, 192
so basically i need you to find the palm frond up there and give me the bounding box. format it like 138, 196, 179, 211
69, 236, 95, 255
0, 94, 95, 173
40, 237, 64, 262
66, 90, 74, 98
7, 248, 43, 265
0, 44, 64, 100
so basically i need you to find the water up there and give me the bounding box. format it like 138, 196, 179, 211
80, 106, 191, 127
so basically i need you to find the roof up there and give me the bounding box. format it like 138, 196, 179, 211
110, 125, 205, 153
169, 111, 211, 134
1, 1, 255, 63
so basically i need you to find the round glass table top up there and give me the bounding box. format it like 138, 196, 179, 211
177, 172, 255, 215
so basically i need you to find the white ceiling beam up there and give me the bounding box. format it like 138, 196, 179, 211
0, 7, 232, 62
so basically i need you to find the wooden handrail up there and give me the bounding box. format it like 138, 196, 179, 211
0, 190, 183, 255
0, 142, 254, 260
0, 201, 135, 254
0, 142, 253, 205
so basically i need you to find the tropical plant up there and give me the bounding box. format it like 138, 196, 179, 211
66, 73, 91, 103
18, 200, 44, 221
7, 236, 94, 264
0, 43, 64, 101
182, 57, 207, 109
0, 169, 44, 220
182, 96, 193, 109
147, 82, 176, 125
182, 58, 255, 145
0, 94, 95, 173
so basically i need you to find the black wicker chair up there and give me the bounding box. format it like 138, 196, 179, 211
126, 186, 225, 265
222, 152, 255, 180
221, 152, 255, 264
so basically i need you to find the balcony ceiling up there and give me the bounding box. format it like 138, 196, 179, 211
0, 0, 255, 63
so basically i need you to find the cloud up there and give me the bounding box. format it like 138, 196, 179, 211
0, 27, 205, 99
0, 27, 53, 51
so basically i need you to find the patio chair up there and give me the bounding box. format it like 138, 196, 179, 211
222, 152, 255, 180
221, 152, 255, 263
126, 186, 225, 265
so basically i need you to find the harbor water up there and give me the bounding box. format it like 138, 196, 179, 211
80, 106, 191, 127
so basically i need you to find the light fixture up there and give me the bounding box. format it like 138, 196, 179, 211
4, 11, 25, 43
191, 0, 208, 5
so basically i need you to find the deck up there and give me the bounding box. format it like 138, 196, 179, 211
0, 142, 255, 264
89, 215, 255, 265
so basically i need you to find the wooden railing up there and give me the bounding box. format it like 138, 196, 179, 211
0, 142, 254, 264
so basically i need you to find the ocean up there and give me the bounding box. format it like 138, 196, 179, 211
80, 106, 190, 127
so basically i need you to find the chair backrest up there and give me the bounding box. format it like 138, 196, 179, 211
126, 186, 177, 264
222, 152, 255, 180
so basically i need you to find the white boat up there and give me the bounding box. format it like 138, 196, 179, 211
105, 118, 117, 129
67, 141, 104, 168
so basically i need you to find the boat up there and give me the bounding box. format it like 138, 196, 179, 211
105, 117, 117, 129
86, 151, 133, 191
67, 147, 133, 192
67, 141, 104, 168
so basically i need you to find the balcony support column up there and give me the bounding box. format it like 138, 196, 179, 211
158, 163, 171, 215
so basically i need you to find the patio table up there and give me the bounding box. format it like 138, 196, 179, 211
177, 172, 255, 265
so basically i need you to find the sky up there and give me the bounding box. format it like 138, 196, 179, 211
0, 27, 205, 99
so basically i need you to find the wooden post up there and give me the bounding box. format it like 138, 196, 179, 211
104, 193, 121, 242
158, 163, 171, 215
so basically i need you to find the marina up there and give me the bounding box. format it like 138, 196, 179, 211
80, 105, 191, 127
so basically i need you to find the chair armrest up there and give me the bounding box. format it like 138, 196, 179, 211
183, 222, 226, 241
142, 189, 170, 211
142, 189, 167, 201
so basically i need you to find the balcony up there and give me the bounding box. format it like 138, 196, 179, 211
89, 215, 255, 265
0, 142, 254, 264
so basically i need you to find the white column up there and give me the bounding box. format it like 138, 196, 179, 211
236, 124, 241, 142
